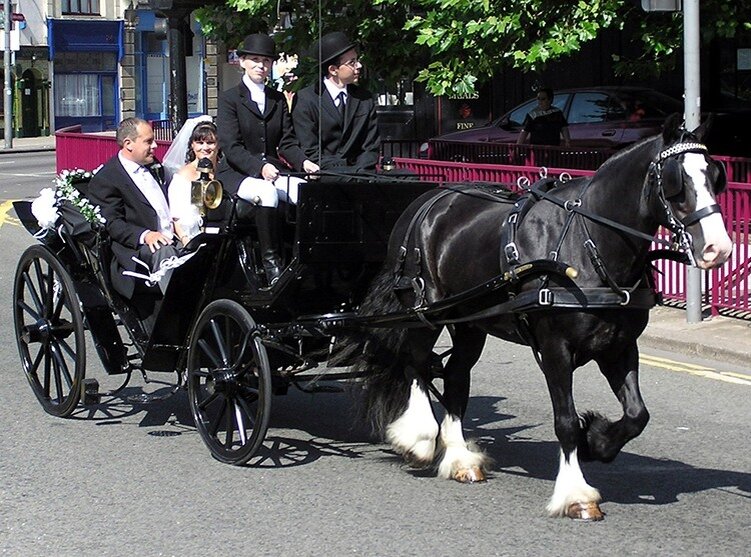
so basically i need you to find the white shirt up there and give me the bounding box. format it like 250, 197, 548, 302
243, 75, 266, 113
118, 153, 173, 243
324, 78, 347, 107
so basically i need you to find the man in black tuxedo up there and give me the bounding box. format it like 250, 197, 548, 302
88, 117, 178, 302
292, 31, 381, 174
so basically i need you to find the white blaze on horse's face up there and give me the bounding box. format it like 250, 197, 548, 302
683, 153, 733, 269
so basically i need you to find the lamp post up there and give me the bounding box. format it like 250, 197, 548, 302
3, 0, 12, 148
148, 0, 217, 134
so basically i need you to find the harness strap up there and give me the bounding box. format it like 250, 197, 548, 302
681, 203, 721, 227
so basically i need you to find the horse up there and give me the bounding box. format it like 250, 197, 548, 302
347, 114, 733, 520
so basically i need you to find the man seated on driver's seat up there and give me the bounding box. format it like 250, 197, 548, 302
88, 118, 179, 316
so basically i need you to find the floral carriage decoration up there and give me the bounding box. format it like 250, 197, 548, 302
31, 167, 105, 247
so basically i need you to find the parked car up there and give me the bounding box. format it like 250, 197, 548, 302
424, 86, 684, 157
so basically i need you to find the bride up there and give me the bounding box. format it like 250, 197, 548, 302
163, 115, 219, 245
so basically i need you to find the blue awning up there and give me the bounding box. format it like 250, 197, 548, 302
48, 19, 124, 61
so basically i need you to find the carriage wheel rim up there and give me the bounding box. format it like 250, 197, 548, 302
14, 245, 86, 417
187, 299, 271, 465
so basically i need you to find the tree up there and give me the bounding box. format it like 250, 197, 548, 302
196, 0, 751, 96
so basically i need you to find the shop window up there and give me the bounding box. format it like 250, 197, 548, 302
62, 0, 100, 16
54, 74, 116, 117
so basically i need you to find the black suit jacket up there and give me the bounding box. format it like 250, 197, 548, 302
292, 80, 380, 172
216, 82, 307, 194
88, 155, 168, 299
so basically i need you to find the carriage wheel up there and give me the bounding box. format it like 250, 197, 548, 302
187, 299, 272, 465
13, 245, 86, 417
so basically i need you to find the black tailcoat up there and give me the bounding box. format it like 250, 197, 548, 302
216, 83, 306, 194
292, 80, 380, 172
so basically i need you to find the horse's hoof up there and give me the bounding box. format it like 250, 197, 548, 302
566, 501, 604, 521
453, 466, 486, 483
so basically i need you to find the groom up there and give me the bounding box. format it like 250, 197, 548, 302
88, 117, 178, 302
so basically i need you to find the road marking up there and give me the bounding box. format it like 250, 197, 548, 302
0, 200, 21, 228
640, 353, 751, 386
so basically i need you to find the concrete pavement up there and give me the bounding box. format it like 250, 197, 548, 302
0, 135, 56, 153
642, 304, 750, 368
1, 135, 748, 367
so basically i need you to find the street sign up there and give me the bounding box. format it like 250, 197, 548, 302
641, 0, 682, 11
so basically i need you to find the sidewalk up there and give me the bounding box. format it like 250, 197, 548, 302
0, 135, 56, 153
642, 305, 751, 367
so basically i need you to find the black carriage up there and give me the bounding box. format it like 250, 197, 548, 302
13, 175, 435, 464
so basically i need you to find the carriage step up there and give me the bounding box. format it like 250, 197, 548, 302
81, 378, 100, 405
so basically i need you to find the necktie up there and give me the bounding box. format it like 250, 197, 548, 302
337, 91, 346, 124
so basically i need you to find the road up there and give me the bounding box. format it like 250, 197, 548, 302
1, 152, 749, 556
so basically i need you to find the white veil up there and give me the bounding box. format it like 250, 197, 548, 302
162, 115, 214, 176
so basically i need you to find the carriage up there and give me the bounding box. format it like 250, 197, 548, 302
12, 116, 733, 520
12, 173, 435, 464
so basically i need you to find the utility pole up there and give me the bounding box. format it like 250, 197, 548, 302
3, 0, 12, 148
684, 0, 703, 323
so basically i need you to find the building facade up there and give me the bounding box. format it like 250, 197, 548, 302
0, 0, 220, 137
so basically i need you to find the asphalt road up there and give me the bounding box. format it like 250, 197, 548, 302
1, 152, 749, 556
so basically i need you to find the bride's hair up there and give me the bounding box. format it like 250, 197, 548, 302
186, 122, 219, 163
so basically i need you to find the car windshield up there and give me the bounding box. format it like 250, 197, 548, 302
494, 89, 682, 129
499, 94, 570, 128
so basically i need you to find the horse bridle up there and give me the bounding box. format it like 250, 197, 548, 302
648, 140, 723, 266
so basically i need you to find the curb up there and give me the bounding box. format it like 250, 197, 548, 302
639, 331, 750, 368
0, 147, 56, 154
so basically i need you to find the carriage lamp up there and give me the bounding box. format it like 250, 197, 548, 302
191, 157, 223, 218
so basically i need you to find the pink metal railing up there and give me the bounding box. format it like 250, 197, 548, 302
54, 126, 170, 174
395, 157, 751, 318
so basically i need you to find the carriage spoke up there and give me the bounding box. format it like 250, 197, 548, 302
18, 299, 41, 322
23, 272, 44, 319
197, 339, 222, 368
209, 319, 230, 366
235, 396, 256, 429
50, 343, 74, 390
224, 400, 235, 447
238, 383, 260, 403
234, 398, 247, 446
28, 346, 45, 378
209, 398, 227, 437
56, 336, 77, 360
44, 265, 55, 316
42, 345, 52, 398
198, 390, 219, 410
51, 348, 64, 402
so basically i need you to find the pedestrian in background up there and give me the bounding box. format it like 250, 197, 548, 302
517, 87, 571, 147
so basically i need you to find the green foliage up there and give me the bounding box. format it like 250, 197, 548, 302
196, 0, 751, 95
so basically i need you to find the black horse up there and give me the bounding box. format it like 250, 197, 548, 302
348, 115, 732, 520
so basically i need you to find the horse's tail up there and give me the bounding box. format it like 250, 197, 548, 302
331, 267, 411, 436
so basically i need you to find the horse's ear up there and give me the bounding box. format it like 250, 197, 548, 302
692, 113, 714, 142
662, 113, 683, 143
712, 159, 727, 194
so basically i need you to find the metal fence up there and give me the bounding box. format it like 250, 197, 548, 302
394, 157, 751, 319
54, 125, 171, 174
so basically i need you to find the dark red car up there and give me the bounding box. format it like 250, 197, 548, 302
424, 86, 684, 156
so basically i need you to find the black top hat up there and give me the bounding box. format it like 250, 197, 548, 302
309, 32, 357, 66
237, 34, 276, 58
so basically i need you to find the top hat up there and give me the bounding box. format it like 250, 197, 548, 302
237, 34, 276, 58
309, 32, 357, 66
